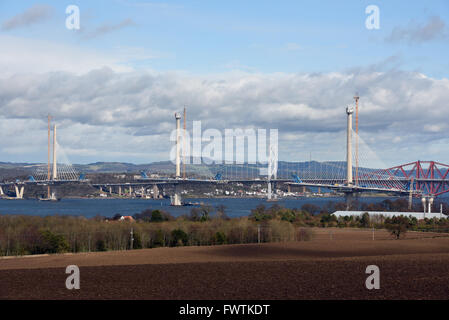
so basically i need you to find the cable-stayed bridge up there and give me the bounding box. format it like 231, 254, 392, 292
2, 108, 449, 209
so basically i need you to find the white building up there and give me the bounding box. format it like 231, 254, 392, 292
332, 211, 446, 220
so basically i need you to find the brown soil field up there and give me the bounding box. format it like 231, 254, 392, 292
1, 228, 449, 300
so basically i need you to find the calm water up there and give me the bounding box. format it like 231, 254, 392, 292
0, 197, 401, 218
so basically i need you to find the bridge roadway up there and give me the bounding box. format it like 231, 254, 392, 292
94, 177, 420, 196
0, 179, 85, 186
0, 176, 425, 200
285, 182, 413, 196
1, 177, 442, 186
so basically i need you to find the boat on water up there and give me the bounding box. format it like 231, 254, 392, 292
183, 201, 201, 206
38, 192, 60, 202
38, 197, 61, 202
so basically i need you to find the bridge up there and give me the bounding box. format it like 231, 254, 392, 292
1, 104, 448, 213
93, 108, 449, 210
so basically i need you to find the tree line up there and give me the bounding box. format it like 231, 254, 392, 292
1, 198, 448, 256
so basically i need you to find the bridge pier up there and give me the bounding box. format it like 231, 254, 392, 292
408, 177, 414, 210
0, 186, 3, 196
267, 181, 272, 200
118, 186, 122, 196
429, 197, 434, 214
14, 185, 24, 199
345, 192, 353, 211
129, 186, 133, 196
109, 186, 112, 194
152, 185, 159, 199
287, 185, 291, 193
172, 184, 182, 206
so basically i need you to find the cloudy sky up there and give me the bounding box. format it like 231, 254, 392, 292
0, 1, 448, 168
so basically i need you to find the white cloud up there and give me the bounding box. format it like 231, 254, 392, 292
0, 64, 448, 166
0, 35, 148, 77
424, 124, 446, 133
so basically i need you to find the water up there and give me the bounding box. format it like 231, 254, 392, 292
0, 197, 398, 218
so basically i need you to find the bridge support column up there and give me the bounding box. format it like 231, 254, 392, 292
14, 185, 24, 199
0, 186, 3, 196
129, 186, 133, 196
267, 181, 272, 200
287, 185, 291, 193
172, 184, 182, 206
408, 177, 414, 210
153, 185, 159, 199
428, 197, 434, 215
421, 197, 426, 216
345, 193, 353, 211
109, 186, 112, 194
408, 191, 413, 210
118, 186, 122, 196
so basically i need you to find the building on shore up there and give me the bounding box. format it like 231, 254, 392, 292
332, 211, 445, 220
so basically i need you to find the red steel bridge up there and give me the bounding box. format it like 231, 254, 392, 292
369, 161, 449, 197
285, 160, 449, 198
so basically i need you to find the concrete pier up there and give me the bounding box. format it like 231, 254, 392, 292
14, 185, 24, 199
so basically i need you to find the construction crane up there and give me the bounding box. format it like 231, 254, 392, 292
354, 93, 360, 186
183, 107, 186, 179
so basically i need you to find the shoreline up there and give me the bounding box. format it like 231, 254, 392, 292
1, 194, 403, 201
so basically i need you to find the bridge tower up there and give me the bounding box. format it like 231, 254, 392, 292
345, 106, 355, 210
175, 112, 181, 178
52, 124, 57, 180
47, 115, 51, 198
346, 106, 354, 186
172, 112, 182, 205
183, 107, 187, 179
267, 142, 278, 200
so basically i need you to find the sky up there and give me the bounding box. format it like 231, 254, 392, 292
0, 0, 448, 168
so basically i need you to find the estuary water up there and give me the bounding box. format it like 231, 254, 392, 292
0, 197, 399, 218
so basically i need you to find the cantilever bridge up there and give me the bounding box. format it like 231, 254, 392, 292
284, 160, 449, 197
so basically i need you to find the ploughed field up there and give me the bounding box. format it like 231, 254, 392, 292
1, 228, 449, 299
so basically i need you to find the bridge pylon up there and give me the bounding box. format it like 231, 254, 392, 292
346, 106, 354, 186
